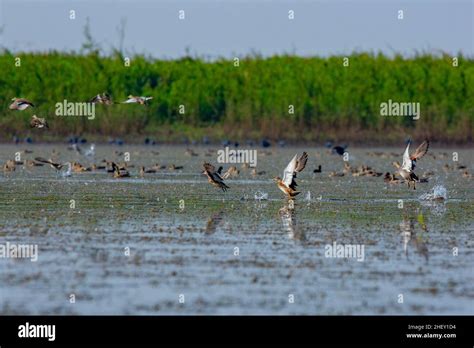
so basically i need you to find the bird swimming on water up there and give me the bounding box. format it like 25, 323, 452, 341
332, 144, 348, 156
111, 162, 130, 178
274, 152, 308, 199
222, 166, 239, 179
3, 160, 16, 172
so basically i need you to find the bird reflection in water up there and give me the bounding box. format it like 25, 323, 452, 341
399, 210, 429, 262
205, 211, 226, 234
278, 201, 306, 242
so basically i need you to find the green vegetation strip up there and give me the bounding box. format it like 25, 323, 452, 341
0, 53, 473, 143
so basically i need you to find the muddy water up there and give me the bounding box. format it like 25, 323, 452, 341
0, 145, 472, 314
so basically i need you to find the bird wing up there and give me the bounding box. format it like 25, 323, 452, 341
401, 143, 412, 171
203, 162, 216, 173
90, 95, 101, 103
295, 152, 308, 173
282, 152, 308, 188
282, 154, 298, 188
410, 140, 429, 161
17, 98, 34, 106
34, 157, 52, 164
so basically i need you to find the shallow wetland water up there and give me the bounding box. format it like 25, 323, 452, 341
0, 145, 473, 314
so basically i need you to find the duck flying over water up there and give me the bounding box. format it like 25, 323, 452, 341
9, 98, 34, 110
34, 157, 64, 170
396, 140, 429, 190
274, 152, 308, 199
122, 95, 153, 105
30, 115, 49, 129
202, 162, 229, 192
90, 93, 113, 105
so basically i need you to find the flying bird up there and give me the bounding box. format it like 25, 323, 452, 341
202, 162, 229, 192
90, 93, 113, 105
9, 98, 34, 111
396, 140, 429, 190
274, 152, 308, 199
34, 157, 64, 170
30, 115, 49, 129
122, 95, 153, 105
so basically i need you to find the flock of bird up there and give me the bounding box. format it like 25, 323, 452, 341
5, 95, 471, 198
9, 93, 153, 129
202, 140, 432, 197
3, 132, 472, 199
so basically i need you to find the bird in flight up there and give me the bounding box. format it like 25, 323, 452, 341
394, 140, 429, 190
274, 152, 308, 199
30, 115, 49, 129
122, 95, 153, 105
9, 98, 34, 110
202, 162, 229, 192
34, 157, 65, 170
90, 93, 114, 105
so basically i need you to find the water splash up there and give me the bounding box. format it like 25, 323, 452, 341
419, 185, 447, 201
254, 191, 268, 201
305, 191, 311, 202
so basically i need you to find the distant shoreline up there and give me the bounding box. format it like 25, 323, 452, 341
0, 138, 472, 148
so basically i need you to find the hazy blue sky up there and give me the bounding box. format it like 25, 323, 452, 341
0, 0, 472, 58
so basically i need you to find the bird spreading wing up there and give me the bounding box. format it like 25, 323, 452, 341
203, 162, 217, 174
402, 140, 429, 172
410, 140, 429, 161
401, 142, 412, 171
282, 152, 308, 190
89, 94, 102, 103
202, 162, 229, 191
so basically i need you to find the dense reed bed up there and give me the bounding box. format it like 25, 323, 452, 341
0, 52, 472, 143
